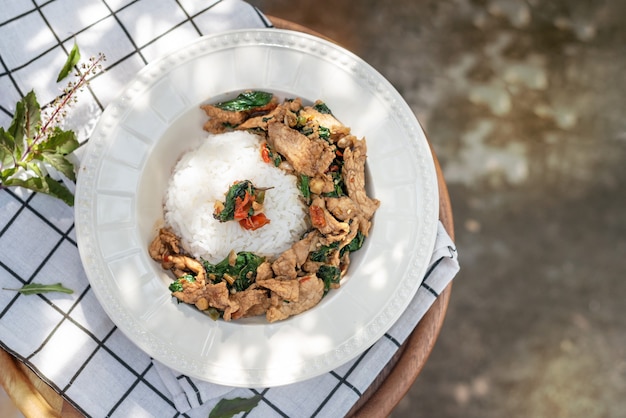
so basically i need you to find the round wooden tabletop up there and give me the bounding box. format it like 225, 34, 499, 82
0, 17, 454, 418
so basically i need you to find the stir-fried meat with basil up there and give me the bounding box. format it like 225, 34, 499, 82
200, 91, 278, 133
150, 91, 380, 322
266, 121, 336, 177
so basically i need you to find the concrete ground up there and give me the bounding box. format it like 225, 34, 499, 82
251, 0, 626, 417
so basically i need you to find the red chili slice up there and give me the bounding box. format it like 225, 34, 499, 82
260, 142, 271, 163
233, 191, 252, 220
309, 205, 326, 228
239, 213, 271, 230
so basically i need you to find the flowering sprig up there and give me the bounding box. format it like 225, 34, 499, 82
0, 43, 105, 206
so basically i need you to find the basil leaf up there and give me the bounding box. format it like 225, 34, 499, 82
57, 43, 81, 82
313, 101, 333, 115
215, 91, 273, 112
6, 91, 41, 160
41, 151, 76, 181
42, 127, 80, 154
0, 128, 15, 167
213, 181, 252, 222
209, 395, 262, 418
298, 174, 310, 204
169, 274, 196, 293
318, 126, 331, 140
318, 265, 341, 295
25, 161, 44, 178
23, 91, 42, 144
6, 175, 45, 192
8, 99, 26, 147
44, 176, 75, 206
310, 241, 339, 262
3, 282, 74, 295
340, 231, 365, 257
203, 251, 264, 292
6, 175, 75, 206
233, 252, 264, 291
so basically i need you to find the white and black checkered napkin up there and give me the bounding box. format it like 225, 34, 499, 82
0, 1, 459, 416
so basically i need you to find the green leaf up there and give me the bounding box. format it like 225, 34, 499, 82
340, 231, 366, 257
41, 151, 76, 181
8, 99, 26, 148
47, 128, 79, 154
1, 167, 18, 179
203, 251, 265, 292
5, 175, 74, 206
168, 281, 183, 293
313, 101, 333, 115
3, 282, 74, 295
8, 91, 41, 154
25, 161, 44, 178
209, 395, 262, 418
233, 252, 264, 291
318, 126, 331, 140
298, 174, 310, 204
18, 91, 42, 144
44, 176, 75, 206
6, 175, 46, 192
57, 43, 81, 82
310, 241, 339, 262
318, 265, 341, 295
0, 127, 16, 167
215, 91, 273, 112
169, 274, 196, 293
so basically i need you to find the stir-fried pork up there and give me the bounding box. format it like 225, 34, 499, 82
257, 278, 299, 302
227, 288, 271, 321
148, 228, 181, 260
267, 121, 335, 177
255, 261, 274, 281
201, 98, 278, 133
299, 104, 350, 142
149, 229, 209, 280
342, 139, 380, 219
271, 248, 298, 280
310, 196, 350, 244
237, 98, 302, 131
266, 275, 324, 322
172, 280, 231, 310
325, 196, 372, 236
291, 231, 319, 263
165, 255, 206, 282
201, 106, 249, 134
270, 229, 319, 279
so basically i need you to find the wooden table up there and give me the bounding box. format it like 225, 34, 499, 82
0, 17, 454, 418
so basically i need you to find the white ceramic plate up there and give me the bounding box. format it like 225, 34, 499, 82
75, 29, 438, 387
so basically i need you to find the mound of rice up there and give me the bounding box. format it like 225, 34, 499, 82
163, 131, 309, 264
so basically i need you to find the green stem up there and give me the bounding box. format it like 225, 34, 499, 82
21, 54, 104, 161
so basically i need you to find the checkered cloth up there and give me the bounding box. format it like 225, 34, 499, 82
0, 1, 460, 416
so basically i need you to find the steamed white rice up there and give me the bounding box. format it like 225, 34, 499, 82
163, 131, 309, 264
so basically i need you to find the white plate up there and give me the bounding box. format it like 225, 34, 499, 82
75, 29, 438, 387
